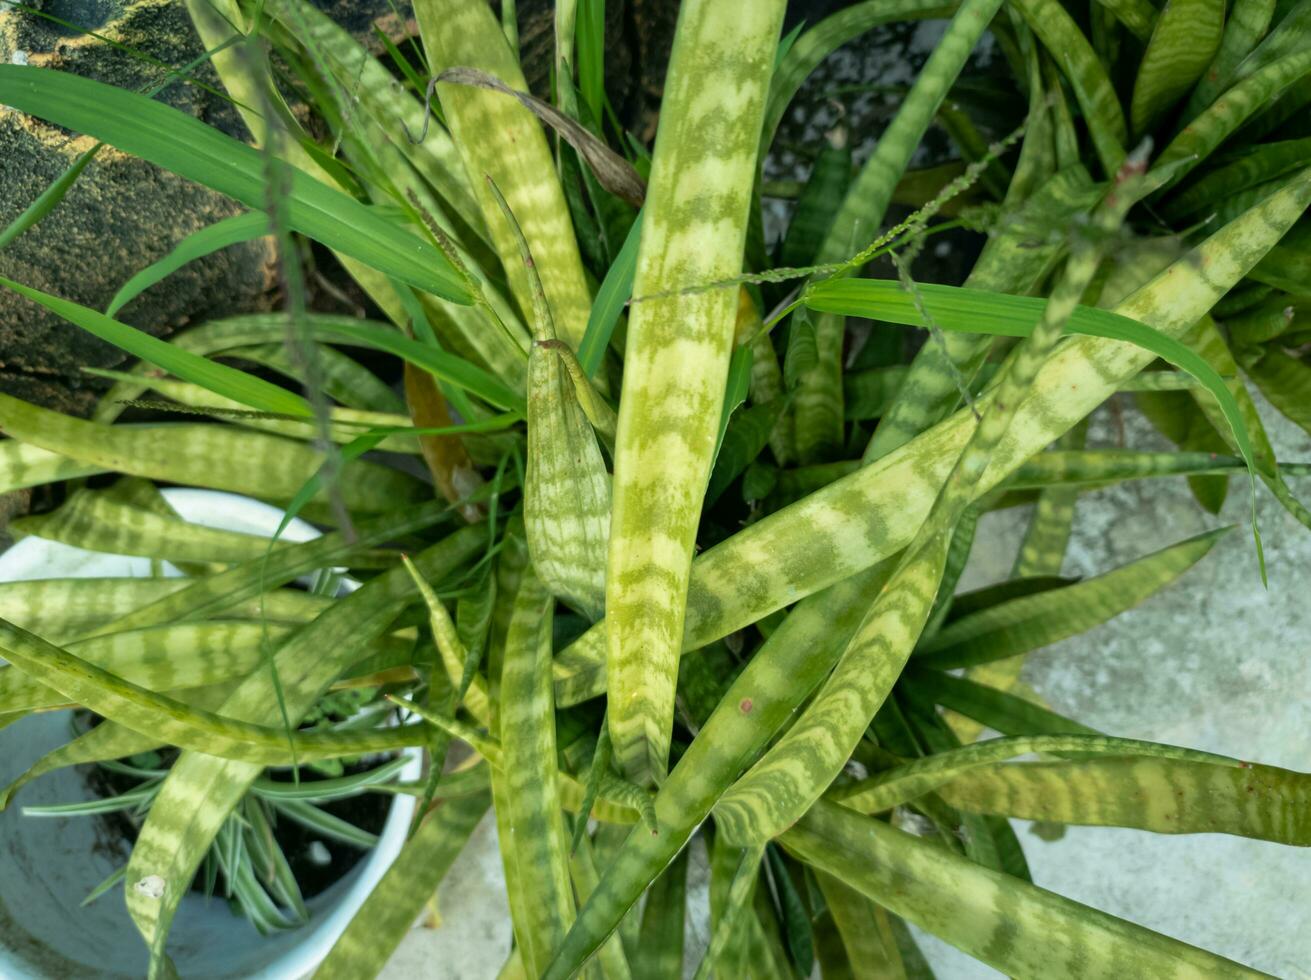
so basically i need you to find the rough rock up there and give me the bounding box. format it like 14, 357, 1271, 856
0, 0, 280, 416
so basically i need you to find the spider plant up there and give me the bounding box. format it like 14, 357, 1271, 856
0, 0, 1309, 976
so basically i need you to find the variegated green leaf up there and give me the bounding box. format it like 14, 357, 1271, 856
1185, 0, 1278, 114
783, 800, 1262, 977
603, 0, 786, 785
0, 441, 106, 495
554, 168, 1311, 704
415, 0, 594, 350
1129, 0, 1225, 135
0, 393, 425, 513
937, 755, 1311, 844
123, 530, 482, 976
1156, 50, 1311, 187
0, 578, 330, 644
494, 568, 575, 974
917, 527, 1230, 669
836, 734, 1236, 814
315, 791, 492, 979
0, 622, 298, 713
525, 337, 611, 621
711, 533, 949, 848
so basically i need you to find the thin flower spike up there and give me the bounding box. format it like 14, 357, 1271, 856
605, 0, 787, 786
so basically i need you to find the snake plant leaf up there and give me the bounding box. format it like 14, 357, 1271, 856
0, 622, 298, 713
0, 685, 238, 812
495, 569, 575, 975
123, 530, 482, 976
836, 734, 1236, 814
438, 66, 645, 209
414, 0, 594, 351
782, 800, 1263, 978
1243, 346, 1311, 438
633, 848, 688, 980
0, 578, 331, 643
761, 0, 957, 156
1008, 449, 1270, 488
1011, 0, 1128, 165
712, 532, 950, 848
1156, 49, 1311, 187
0, 66, 471, 304
917, 527, 1230, 669
0, 393, 426, 513
0, 618, 439, 764
259, 0, 485, 244
11, 488, 301, 566
937, 755, 1311, 844
0, 276, 311, 419
0, 441, 106, 494
1129, 0, 1225, 135
525, 340, 612, 620
105, 212, 271, 317
554, 167, 1311, 707
1185, 0, 1278, 115
604, 0, 786, 786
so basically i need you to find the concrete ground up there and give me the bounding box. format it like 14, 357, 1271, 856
381, 392, 1311, 977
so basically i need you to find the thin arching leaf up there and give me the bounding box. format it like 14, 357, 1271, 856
0, 66, 471, 303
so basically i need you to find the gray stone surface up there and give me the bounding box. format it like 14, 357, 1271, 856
914, 391, 1311, 978
0, 0, 279, 415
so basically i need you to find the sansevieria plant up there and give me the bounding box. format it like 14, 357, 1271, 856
0, 0, 1309, 976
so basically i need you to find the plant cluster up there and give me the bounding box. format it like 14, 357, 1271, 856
0, 0, 1308, 976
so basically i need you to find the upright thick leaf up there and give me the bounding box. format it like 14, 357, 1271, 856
603, 0, 786, 785
414, 0, 594, 349
495, 570, 575, 975
1129, 0, 1225, 134
0, 66, 471, 303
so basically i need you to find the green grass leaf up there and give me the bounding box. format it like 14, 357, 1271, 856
0, 65, 472, 303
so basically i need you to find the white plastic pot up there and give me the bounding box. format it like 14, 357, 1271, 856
0, 489, 421, 978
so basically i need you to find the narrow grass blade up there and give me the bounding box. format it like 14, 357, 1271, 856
0, 66, 471, 302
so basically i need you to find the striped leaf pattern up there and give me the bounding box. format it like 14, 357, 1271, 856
123, 531, 481, 975
415, 0, 593, 350
604, 0, 786, 785
494, 569, 575, 975
783, 800, 1262, 978
937, 756, 1311, 844
1130, 0, 1226, 134
556, 168, 1311, 695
